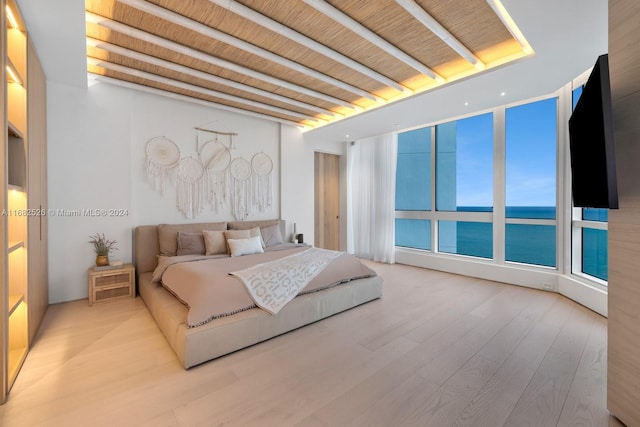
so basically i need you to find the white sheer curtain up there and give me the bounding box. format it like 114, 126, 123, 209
347, 132, 397, 263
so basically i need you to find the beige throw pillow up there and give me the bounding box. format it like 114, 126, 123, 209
157, 222, 227, 256
202, 230, 227, 256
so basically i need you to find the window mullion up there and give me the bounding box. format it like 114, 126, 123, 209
557, 84, 572, 274
493, 106, 506, 264
431, 126, 437, 252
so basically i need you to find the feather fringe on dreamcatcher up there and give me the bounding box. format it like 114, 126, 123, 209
251, 152, 273, 212
230, 157, 252, 220
206, 169, 229, 213
200, 139, 231, 213
145, 137, 180, 194
176, 157, 205, 219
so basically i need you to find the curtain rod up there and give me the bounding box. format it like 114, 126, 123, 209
194, 127, 238, 136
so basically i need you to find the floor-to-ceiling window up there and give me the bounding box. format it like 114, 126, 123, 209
392, 69, 609, 317
395, 99, 557, 269
505, 98, 557, 268
436, 113, 494, 259
395, 127, 432, 250
394, 76, 609, 288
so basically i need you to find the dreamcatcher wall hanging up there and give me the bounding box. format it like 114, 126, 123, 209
200, 138, 231, 212
251, 152, 273, 213
144, 128, 275, 220
230, 157, 252, 220
145, 137, 180, 194
176, 157, 205, 219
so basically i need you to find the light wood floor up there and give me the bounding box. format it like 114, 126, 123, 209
0, 262, 624, 427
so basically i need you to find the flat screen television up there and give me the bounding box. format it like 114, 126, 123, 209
568, 54, 618, 209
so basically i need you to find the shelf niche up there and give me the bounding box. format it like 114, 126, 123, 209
8, 129, 26, 188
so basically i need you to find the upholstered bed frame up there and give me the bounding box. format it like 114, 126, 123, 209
133, 220, 383, 369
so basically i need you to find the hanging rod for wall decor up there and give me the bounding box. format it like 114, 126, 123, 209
194, 127, 238, 136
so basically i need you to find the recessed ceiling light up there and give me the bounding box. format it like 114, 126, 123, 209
501, 92, 506, 96
464, 101, 469, 106
345, 134, 350, 138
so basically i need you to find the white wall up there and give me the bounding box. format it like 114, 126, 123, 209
48, 81, 133, 303
279, 125, 311, 244
279, 125, 347, 249
47, 81, 287, 303
128, 90, 280, 226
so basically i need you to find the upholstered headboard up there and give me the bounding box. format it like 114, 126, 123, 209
133, 219, 286, 275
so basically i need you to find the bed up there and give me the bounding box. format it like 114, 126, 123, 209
133, 219, 383, 369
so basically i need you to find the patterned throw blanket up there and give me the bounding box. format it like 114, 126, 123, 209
229, 247, 342, 314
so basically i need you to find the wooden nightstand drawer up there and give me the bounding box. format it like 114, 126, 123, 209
94, 285, 132, 302
93, 271, 131, 288
88, 264, 135, 306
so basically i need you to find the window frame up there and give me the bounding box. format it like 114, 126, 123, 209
395, 96, 560, 270
391, 67, 610, 319
395, 108, 496, 256
394, 84, 610, 287
503, 94, 559, 269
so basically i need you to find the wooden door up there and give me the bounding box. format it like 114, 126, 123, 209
314, 152, 340, 250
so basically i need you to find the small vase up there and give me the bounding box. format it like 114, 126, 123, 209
96, 255, 109, 266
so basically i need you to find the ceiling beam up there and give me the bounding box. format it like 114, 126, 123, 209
90, 74, 304, 128
86, 37, 338, 118
85, 12, 359, 110
395, 0, 485, 70
486, 0, 533, 55
116, 0, 383, 102
302, 0, 444, 82
208, 0, 408, 93
87, 57, 322, 122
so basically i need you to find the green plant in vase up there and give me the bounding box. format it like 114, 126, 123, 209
89, 233, 118, 266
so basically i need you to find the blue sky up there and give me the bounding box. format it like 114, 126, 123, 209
396, 97, 558, 209
455, 113, 494, 207
456, 98, 557, 207
504, 98, 557, 207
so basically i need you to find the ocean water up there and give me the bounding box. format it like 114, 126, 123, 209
395, 206, 607, 280
449, 206, 557, 267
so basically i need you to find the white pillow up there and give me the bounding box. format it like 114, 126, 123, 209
249, 226, 266, 248
223, 229, 251, 254
227, 236, 265, 257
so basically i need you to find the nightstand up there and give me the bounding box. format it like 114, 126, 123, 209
88, 264, 135, 306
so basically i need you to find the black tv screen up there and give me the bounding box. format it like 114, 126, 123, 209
569, 54, 618, 209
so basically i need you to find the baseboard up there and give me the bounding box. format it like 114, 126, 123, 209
395, 248, 607, 317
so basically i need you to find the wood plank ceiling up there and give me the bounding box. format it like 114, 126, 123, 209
85, 0, 532, 129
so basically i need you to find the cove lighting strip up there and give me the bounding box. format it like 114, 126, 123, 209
486, 0, 534, 55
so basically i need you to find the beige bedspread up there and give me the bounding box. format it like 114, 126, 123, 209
158, 246, 376, 327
